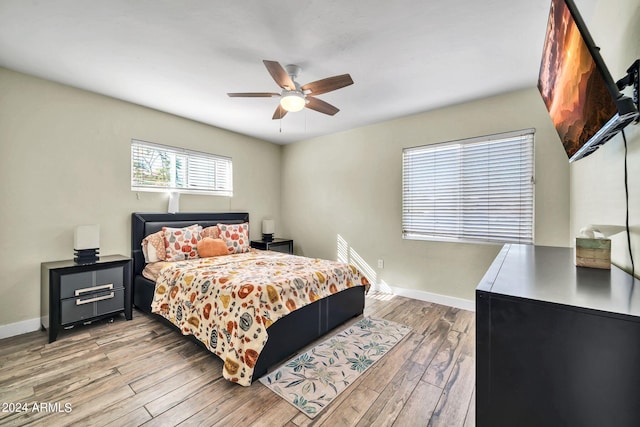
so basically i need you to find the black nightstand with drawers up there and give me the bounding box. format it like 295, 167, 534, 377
41, 255, 132, 343
250, 238, 294, 254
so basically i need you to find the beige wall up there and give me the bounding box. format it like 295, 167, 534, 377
282, 88, 571, 301
14, 0, 635, 327
570, 0, 640, 277
0, 68, 282, 329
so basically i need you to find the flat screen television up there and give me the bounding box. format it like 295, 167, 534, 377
537, 0, 638, 162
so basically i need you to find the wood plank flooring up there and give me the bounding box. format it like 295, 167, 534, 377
0, 293, 475, 426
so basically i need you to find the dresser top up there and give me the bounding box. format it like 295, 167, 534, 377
42, 254, 131, 270
477, 244, 640, 318
251, 238, 292, 244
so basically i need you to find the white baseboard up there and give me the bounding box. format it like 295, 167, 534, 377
0, 318, 42, 340
370, 283, 475, 312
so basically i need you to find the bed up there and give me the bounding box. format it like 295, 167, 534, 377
131, 212, 366, 385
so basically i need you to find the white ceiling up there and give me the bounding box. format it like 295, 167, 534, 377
0, 0, 599, 144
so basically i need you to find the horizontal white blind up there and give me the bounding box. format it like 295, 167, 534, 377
403, 130, 534, 244
131, 140, 233, 196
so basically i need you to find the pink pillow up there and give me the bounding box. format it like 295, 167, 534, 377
217, 222, 250, 254
163, 225, 202, 261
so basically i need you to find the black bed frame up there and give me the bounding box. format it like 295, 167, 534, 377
131, 212, 365, 381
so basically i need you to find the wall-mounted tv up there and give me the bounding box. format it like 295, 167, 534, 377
537, 0, 638, 162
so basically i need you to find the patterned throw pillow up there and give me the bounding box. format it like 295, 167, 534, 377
142, 230, 166, 263
201, 225, 220, 239
163, 224, 203, 261
217, 222, 250, 254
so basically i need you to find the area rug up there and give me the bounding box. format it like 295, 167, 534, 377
259, 317, 411, 418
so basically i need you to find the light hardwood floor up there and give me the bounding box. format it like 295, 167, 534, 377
0, 293, 475, 426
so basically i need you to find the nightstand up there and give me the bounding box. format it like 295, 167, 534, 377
41, 255, 132, 343
250, 238, 293, 254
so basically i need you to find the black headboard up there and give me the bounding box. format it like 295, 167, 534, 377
131, 212, 249, 277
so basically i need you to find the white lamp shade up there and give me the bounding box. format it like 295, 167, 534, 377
168, 191, 180, 213
262, 219, 275, 234
74, 224, 100, 250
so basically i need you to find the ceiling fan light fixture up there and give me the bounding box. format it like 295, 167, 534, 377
229, 60, 352, 119
280, 91, 306, 112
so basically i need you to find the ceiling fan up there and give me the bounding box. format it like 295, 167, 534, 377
227, 60, 354, 120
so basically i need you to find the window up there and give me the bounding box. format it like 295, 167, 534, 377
131, 140, 232, 196
402, 129, 534, 244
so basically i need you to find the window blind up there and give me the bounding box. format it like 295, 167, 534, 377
131, 140, 233, 196
402, 129, 534, 244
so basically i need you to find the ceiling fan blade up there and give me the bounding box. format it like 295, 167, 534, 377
263, 60, 296, 90
301, 74, 353, 96
272, 104, 288, 120
227, 92, 279, 97
306, 97, 340, 116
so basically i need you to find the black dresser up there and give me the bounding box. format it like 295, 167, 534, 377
41, 255, 132, 342
476, 244, 640, 427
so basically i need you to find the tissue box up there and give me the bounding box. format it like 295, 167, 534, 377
575, 238, 611, 269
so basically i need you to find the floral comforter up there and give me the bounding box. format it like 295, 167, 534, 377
150, 249, 369, 386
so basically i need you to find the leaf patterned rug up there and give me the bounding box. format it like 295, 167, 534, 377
259, 317, 412, 418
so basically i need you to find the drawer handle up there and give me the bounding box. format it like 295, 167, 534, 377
74, 283, 113, 296
76, 292, 115, 305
